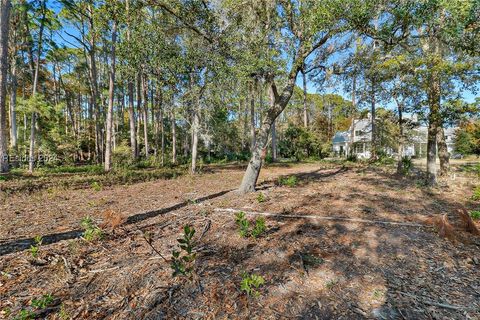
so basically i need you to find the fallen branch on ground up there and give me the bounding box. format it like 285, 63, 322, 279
398, 291, 471, 311
214, 208, 429, 228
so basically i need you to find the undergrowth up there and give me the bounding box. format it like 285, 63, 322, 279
240, 272, 265, 297
80, 216, 103, 241
235, 212, 267, 238
171, 225, 197, 277
277, 175, 298, 187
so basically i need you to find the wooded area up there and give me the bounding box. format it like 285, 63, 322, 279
0, 0, 479, 319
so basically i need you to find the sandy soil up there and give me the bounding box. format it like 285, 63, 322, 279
1, 162, 479, 319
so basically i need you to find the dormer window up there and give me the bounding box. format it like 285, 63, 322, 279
355, 130, 363, 136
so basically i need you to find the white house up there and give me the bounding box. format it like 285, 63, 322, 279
332, 114, 457, 159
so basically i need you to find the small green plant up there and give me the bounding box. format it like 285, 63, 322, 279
80, 216, 103, 241
0, 175, 6, 181
301, 253, 324, 269
91, 181, 102, 192
171, 225, 196, 277
472, 186, 480, 201
251, 217, 266, 239
31, 294, 54, 309
235, 212, 250, 237
325, 279, 338, 290
256, 192, 266, 203
14, 294, 55, 320
278, 175, 298, 187
399, 156, 413, 175
240, 272, 265, 297
235, 212, 267, 239
470, 210, 480, 220
29, 235, 43, 259
13, 309, 35, 320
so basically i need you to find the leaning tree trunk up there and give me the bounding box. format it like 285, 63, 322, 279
104, 20, 117, 172
437, 125, 449, 177
239, 76, 297, 193
0, 0, 10, 172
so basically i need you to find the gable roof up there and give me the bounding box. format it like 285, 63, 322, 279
332, 131, 349, 144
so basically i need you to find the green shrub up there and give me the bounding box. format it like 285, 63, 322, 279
31, 294, 54, 309
235, 212, 267, 239
278, 175, 298, 187
29, 235, 43, 259
80, 216, 103, 241
240, 272, 265, 297
235, 212, 250, 237
13, 309, 34, 320
399, 156, 413, 175
470, 210, 480, 220
14, 294, 55, 320
171, 225, 196, 277
256, 193, 266, 203
112, 143, 134, 169
251, 217, 266, 239
346, 154, 357, 162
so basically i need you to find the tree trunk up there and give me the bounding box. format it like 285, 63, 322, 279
128, 81, 137, 160
395, 97, 405, 175
370, 79, 376, 160
271, 120, 277, 162
302, 68, 308, 128
125, 0, 137, 161
249, 81, 256, 151
426, 35, 441, 185
239, 75, 297, 193
171, 110, 176, 164
437, 125, 449, 177
86, 3, 101, 164
136, 73, 141, 154
242, 98, 248, 151
28, 1, 45, 173
270, 83, 277, 162
0, 0, 10, 172
191, 108, 199, 174
104, 20, 117, 172
142, 74, 149, 158
9, 51, 17, 150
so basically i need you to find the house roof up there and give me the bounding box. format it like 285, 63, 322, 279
332, 131, 349, 144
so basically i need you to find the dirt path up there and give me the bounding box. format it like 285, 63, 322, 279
1, 162, 479, 319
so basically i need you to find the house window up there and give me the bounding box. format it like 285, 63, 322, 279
354, 143, 364, 154
355, 130, 363, 136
